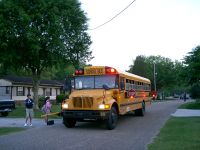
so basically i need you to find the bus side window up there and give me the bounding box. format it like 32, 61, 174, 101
120, 77, 125, 90
125, 79, 129, 90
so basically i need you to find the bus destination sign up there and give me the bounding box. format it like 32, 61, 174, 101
84, 67, 105, 75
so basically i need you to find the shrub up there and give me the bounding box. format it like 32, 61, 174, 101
190, 83, 200, 99
38, 96, 45, 108
56, 94, 68, 103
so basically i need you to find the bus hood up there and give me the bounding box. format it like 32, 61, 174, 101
69, 89, 113, 100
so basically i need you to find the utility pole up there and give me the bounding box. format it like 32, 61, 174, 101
153, 63, 156, 91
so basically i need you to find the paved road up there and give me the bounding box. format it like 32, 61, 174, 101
0, 100, 184, 150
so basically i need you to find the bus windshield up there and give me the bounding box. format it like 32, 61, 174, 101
74, 75, 118, 89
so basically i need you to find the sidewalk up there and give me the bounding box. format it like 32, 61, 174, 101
171, 109, 200, 117
0, 118, 62, 128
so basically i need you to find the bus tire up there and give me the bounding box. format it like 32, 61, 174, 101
63, 118, 76, 128
106, 106, 118, 130
135, 102, 145, 116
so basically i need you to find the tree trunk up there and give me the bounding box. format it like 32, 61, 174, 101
32, 70, 40, 109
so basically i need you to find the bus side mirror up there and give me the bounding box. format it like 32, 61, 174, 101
103, 84, 109, 90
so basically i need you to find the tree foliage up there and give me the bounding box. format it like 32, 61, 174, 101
184, 46, 200, 84
129, 56, 147, 77
190, 83, 200, 99
128, 55, 186, 94
184, 45, 200, 99
0, 0, 92, 108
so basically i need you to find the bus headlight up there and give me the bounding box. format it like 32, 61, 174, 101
62, 103, 69, 109
99, 104, 109, 109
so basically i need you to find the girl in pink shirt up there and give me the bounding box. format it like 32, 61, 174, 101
44, 97, 52, 123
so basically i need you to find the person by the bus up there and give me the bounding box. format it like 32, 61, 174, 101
43, 97, 52, 124
183, 92, 187, 102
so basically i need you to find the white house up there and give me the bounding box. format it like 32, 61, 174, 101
0, 75, 64, 102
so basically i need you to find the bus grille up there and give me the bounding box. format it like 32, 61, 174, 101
72, 97, 93, 108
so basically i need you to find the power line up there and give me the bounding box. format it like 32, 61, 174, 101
89, 0, 137, 30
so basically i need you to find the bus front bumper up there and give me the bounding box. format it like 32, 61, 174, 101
62, 110, 110, 120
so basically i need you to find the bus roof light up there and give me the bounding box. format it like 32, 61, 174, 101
75, 69, 84, 75
111, 68, 115, 73
75, 70, 79, 75
79, 70, 83, 74
105, 67, 116, 74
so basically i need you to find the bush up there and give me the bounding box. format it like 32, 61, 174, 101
56, 94, 68, 103
38, 96, 45, 108
190, 83, 200, 99
196, 99, 200, 103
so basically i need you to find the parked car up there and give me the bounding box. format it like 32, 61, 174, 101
0, 99, 15, 117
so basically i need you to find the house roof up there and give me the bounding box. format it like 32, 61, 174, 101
1, 75, 63, 87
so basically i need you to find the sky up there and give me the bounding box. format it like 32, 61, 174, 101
80, 0, 200, 71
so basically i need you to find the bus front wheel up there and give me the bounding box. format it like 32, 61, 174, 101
106, 106, 118, 130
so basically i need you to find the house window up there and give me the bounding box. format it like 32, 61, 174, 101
6, 87, 10, 94
17, 86, 24, 96
46, 88, 51, 96
43, 88, 46, 96
28, 87, 31, 94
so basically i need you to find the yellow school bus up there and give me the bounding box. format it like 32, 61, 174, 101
62, 66, 151, 130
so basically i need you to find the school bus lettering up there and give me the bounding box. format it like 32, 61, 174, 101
85, 67, 105, 75
62, 66, 152, 130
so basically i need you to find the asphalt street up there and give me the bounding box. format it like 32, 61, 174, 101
0, 100, 187, 150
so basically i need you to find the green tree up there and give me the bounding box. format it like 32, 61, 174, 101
184, 46, 200, 98
0, 0, 92, 108
129, 55, 148, 77
184, 46, 200, 84
128, 55, 186, 95
40, 63, 76, 80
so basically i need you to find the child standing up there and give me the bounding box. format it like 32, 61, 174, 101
43, 97, 52, 124
24, 94, 34, 127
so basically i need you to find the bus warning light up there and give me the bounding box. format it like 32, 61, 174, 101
111, 68, 115, 73
75, 69, 84, 75
105, 67, 116, 74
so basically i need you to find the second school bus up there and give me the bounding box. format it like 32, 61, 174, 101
62, 66, 152, 130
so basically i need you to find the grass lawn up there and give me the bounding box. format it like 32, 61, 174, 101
0, 127, 26, 136
148, 117, 200, 150
9, 104, 62, 119
178, 101, 200, 109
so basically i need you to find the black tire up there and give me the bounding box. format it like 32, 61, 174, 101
106, 106, 118, 130
135, 102, 145, 116
1, 112, 9, 117
63, 118, 76, 128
